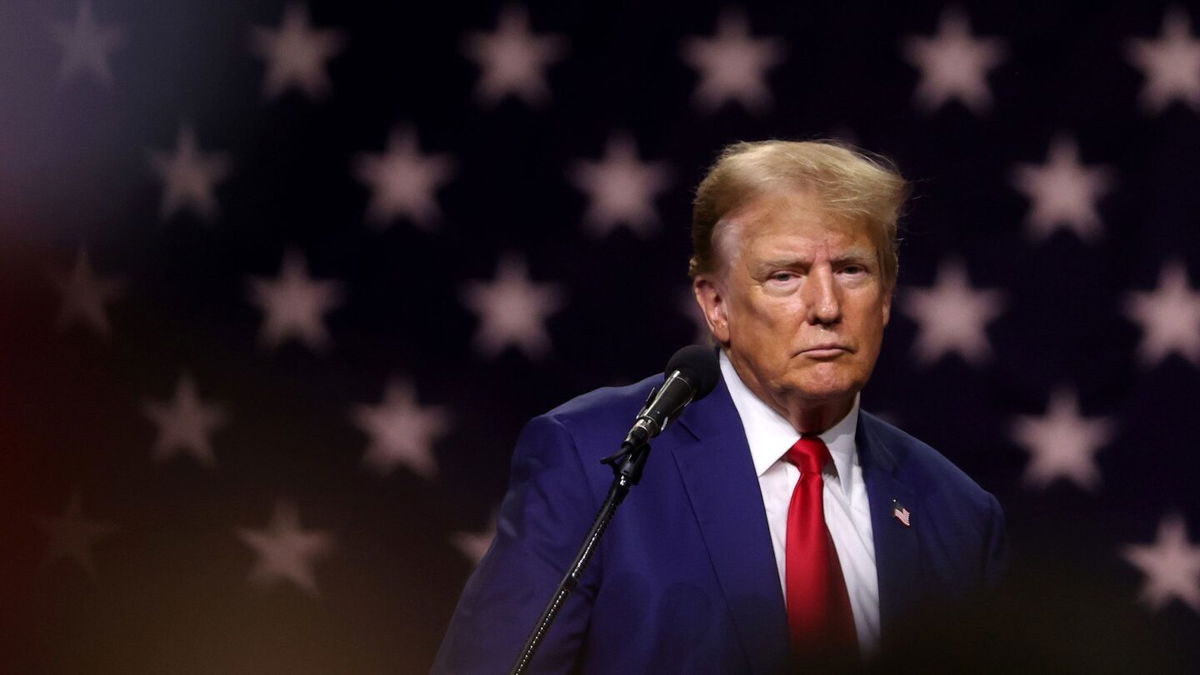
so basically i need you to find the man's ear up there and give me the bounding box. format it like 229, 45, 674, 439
882, 287, 892, 326
693, 275, 730, 343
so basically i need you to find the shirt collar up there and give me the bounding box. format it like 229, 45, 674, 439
719, 350, 859, 492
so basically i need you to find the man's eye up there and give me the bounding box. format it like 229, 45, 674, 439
769, 272, 795, 282
841, 265, 866, 275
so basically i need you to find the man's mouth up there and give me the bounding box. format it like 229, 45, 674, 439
800, 344, 850, 358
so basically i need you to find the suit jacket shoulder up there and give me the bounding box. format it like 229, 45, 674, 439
857, 410, 1008, 611
860, 411, 998, 513
542, 375, 660, 445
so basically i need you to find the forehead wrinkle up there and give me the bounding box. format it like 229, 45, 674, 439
750, 238, 876, 263
830, 246, 877, 263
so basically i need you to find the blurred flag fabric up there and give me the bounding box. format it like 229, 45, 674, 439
3, 1, 1200, 672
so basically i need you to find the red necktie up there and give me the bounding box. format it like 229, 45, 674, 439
784, 436, 857, 654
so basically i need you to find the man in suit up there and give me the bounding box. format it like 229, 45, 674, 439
433, 140, 1007, 673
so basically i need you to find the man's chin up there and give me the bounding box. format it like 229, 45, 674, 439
779, 375, 861, 404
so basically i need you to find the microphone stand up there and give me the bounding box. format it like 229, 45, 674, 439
508, 438, 653, 675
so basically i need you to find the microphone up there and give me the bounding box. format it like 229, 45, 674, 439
514, 347, 720, 675
622, 345, 721, 449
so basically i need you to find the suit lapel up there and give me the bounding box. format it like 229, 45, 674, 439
857, 412, 921, 634
670, 377, 790, 675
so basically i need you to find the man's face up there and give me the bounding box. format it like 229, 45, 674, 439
694, 187, 892, 410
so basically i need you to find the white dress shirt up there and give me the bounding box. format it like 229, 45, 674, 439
719, 351, 880, 651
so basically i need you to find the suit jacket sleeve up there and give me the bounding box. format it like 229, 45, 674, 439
432, 413, 602, 674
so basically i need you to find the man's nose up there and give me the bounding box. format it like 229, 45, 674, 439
803, 266, 842, 325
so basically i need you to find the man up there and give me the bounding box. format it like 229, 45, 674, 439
434, 140, 1007, 673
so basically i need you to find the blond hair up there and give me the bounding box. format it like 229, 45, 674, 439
689, 140, 909, 290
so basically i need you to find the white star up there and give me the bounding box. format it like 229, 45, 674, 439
569, 133, 671, 238
148, 126, 231, 222
1127, 6, 1200, 114
355, 127, 454, 231
351, 379, 450, 478
901, 260, 1005, 366
901, 6, 1006, 114
451, 514, 497, 565
50, 0, 125, 86
142, 374, 229, 467
1123, 260, 1200, 367
237, 500, 334, 596
248, 249, 343, 352
1012, 137, 1113, 242
1011, 389, 1114, 491
48, 246, 122, 339
462, 5, 566, 107
680, 9, 785, 113
460, 254, 566, 360
33, 491, 116, 577
1122, 514, 1200, 613
250, 3, 345, 101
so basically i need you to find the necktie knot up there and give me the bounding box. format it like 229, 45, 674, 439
786, 436, 831, 476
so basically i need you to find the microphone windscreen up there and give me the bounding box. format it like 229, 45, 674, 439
664, 345, 720, 400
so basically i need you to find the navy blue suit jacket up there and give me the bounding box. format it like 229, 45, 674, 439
434, 372, 1007, 674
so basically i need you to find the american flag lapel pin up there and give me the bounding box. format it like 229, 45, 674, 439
891, 499, 911, 528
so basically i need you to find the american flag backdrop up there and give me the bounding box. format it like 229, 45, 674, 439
4, 0, 1200, 671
